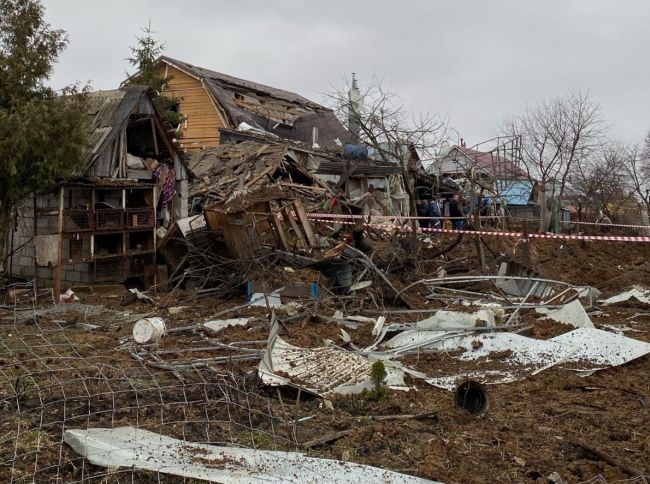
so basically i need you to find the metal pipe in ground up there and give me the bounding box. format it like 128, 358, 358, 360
455, 380, 490, 417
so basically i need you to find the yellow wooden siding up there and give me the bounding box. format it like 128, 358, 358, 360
157, 65, 228, 151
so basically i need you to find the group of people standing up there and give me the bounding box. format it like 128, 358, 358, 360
417, 195, 466, 230
417, 195, 506, 230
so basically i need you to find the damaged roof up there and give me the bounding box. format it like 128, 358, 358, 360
80, 85, 184, 178
188, 140, 325, 210
221, 128, 404, 177
159, 56, 353, 150
84, 87, 150, 170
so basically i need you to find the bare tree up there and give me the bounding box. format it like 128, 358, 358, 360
502, 90, 605, 231
572, 141, 636, 220
625, 136, 650, 212
326, 75, 447, 219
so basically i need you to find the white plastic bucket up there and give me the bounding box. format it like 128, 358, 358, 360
133, 317, 167, 344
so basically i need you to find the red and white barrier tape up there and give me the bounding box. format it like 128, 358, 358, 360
510, 217, 650, 230
310, 212, 650, 229
307, 217, 650, 243
307, 212, 494, 221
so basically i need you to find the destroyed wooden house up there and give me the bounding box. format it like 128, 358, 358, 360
219, 128, 412, 217
187, 141, 332, 260
6, 86, 189, 289
163, 138, 411, 295
133, 56, 352, 152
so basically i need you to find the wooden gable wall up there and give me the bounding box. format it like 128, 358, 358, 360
158, 65, 228, 152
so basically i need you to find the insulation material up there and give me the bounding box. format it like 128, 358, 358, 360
535, 300, 594, 328
126, 153, 146, 169
64, 427, 436, 484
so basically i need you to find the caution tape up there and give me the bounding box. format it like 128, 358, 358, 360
309, 212, 650, 230
510, 217, 650, 230
307, 217, 650, 243
307, 212, 493, 221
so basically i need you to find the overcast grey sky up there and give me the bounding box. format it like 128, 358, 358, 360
42, 0, 650, 146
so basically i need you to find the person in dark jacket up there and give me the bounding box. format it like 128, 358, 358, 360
417, 200, 431, 228
449, 195, 464, 230
429, 199, 442, 228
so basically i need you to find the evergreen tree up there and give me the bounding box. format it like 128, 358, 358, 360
0, 0, 88, 233
126, 21, 182, 128
127, 20, 165, 92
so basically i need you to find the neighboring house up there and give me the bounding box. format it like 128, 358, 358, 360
141, 56, 351, 152
430, 145, 528, 185
495, 179, 538, 219
6, 86, 189, 289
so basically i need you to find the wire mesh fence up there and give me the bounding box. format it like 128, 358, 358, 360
0, 284, 297, 482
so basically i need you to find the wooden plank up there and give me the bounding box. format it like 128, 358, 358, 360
150, 117, 159, 156
293, 199, 318, 248
54, 186, 64, 303
282, 204, 307, 250
268, 201, 290, 251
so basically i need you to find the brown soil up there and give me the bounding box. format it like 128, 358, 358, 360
1, 235, 649, 483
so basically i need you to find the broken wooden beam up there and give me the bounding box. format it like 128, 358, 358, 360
293, 199, 318, 248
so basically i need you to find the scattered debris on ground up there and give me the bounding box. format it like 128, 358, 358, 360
2, 226, 650, 483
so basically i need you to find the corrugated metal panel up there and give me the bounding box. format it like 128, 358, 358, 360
65, 427, 437, 483
258, 318, 416, 396
259, 327, 372, 396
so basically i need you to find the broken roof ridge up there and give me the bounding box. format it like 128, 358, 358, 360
159, 55, 329, 111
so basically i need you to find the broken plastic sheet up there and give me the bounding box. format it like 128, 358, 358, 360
363, 309, 498, 354
384, 328, 650, 390
600, 288, 650, 306
259, 319, 423, 396
64, 427, 437, 484
535, 299, 594, 328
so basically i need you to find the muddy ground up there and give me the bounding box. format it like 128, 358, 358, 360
0, 236, 648, 483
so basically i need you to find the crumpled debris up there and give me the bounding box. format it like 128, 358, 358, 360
64, 427, 437, 483
258, 317, 424, 396
600, 287, 650, 306
536, 299, 594, 328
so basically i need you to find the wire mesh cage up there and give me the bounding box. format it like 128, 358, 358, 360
94, 209, 124, 231
63, 209, 94, 233
125, 208, 154, 229
129, 253, 154, 277
63, 234, 92, 263
93, 256, 125, 282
